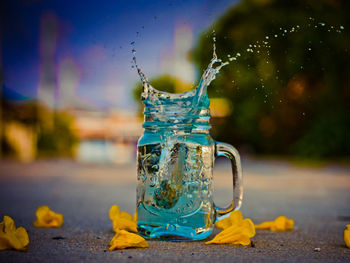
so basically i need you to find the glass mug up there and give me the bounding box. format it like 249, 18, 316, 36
136, 87, 243, 240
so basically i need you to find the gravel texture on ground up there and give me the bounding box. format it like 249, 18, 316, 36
0, 158, 349, 263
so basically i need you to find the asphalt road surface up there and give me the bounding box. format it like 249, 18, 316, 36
0, 158, 349, 262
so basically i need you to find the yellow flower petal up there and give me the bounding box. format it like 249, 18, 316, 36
215, 217, 232, 230
33, 206, 63, 228
255, 221, 273, 229
109, 230, 148, 250
109, 205, 120, 221
345, 225, 350, 248
215, 210, 244, 230
109, 205, 138, 232
0, 216, 29, 251
120, 211, 133, 221
255, 216, 294, 231
133, 212, 137, 223
207, 213, 255, 246
112, 218, 138, 233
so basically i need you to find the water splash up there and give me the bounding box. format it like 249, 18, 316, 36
132, 40, 228, 111
132, 18, 345, 115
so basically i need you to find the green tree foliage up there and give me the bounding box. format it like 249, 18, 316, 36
191, 0, 350, 158
1, 99, 78, 158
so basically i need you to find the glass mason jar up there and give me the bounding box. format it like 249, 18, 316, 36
136, 89, 242, 241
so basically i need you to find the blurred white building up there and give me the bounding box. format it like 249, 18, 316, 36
161, 24, 195, 84
71, 109, 142, 164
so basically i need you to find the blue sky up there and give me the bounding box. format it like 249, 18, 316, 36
2, 0, 239, 109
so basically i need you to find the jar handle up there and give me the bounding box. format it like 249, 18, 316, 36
214, 141, 243, 222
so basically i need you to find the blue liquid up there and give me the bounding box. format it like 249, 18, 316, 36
134, 43, 227, 240
137, 142, 215, 240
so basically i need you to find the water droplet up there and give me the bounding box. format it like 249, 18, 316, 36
236, 53, 241, 57
308, 47, 312, 51
340, 25, 344, 30
227, 54, 231, 58
265, 36, 269, 39
320, 22, 325, 27
274, 34, 278, 38
302, 112, 306, 116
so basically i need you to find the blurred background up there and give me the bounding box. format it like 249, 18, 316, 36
1, 0, 349, 164
1, 3, 350, 261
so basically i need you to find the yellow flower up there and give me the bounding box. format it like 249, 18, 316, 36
33, 206, 63, 228
206, 211, 255, 246
215, 210, 244, 230
255, 216, 294, 231
109, 229, 148, 250
133, 211, 137, 223
0, 216, 29, 251
345, 224, 350, 248
109, 205, 137, 233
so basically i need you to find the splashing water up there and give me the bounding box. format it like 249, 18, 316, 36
132, 42, 228, 112
132, 18, 345, 239
132, 40, 231, 240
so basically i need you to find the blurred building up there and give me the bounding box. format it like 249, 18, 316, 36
71, 109, 143, 164
161, 24, 195, 85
